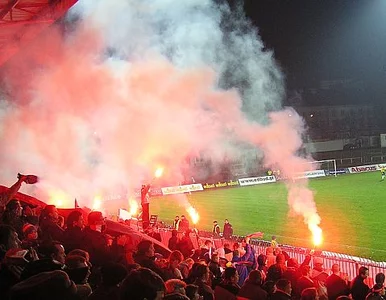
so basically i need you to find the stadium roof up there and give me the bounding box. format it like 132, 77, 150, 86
0, 0, 78, 67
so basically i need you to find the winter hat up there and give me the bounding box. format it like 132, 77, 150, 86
22, 224, 36, 236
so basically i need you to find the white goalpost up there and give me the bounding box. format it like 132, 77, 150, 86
308, 159, 337, 177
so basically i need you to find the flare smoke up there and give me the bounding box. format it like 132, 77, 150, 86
0, 0, 321, 242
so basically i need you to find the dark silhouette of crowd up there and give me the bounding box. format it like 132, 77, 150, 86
0, 175, 384, 300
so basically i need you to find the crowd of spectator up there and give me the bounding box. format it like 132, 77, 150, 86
0, 175, 385, 300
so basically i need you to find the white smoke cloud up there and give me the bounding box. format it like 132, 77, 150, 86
0, 0, 321, 242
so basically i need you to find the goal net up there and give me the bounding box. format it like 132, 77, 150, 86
307, 159, 337, 177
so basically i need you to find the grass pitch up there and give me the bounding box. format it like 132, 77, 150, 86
151, 172, 386, 261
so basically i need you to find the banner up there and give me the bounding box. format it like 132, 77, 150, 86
161, 184, 204, 195
348, 165, 378, 173
297, 170, 326, 179
325, 168, 349, 176
238, 175, 276, 186
202, 180, 239, 190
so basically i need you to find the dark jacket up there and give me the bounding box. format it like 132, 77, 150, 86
168, 236, 179, 251
62, 226, 84, 254
214, 283, 239, 300
39, 218, 64, 242
351, 276, 370, 300
271, 290, 292, 300
326, 273, 350, 300
81, 227, 111, 267
133, 253, 164, 279
238, 281, 268, 300
194, 279, 214, 300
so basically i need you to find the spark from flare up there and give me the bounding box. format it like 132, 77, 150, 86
310, 223, 323, 247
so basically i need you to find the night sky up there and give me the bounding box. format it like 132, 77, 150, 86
237, 0, 386, 105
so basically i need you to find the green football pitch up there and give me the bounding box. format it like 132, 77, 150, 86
151, 172, 386, 261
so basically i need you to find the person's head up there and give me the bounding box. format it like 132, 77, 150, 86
224, 243, 230, 249
224, 219, 229, 224
331, 264, 340, 274
276, 278, 292, 295
223, 267, 239, 284
246, 270, 263, 286
101, 262, 128, 286
213, 220, 217, 225
87, 211, 105, 232
38, 241, 66, 264
313, 257, 324, 270
65, 255, 91, 284
43, 205, 59, 222
300, 265, 311, 277
6, 200, 23, 217
204, 240, 212, 248
0, 224, 21, 251
185, 284, 200, 300
171, 230, 178, 237
287, 258, 298, 268
376, 273, 385, 285
359, 266, 369, 279
300, 287, 318, 300
181, 215, 185, 220
276, 253, 285, 264
233, 242, 239, 250
272, 235, 276, 241
257, 254, 267, 267
68, 249, 90, 266
137, 240, 155, 258
211, 252, 219, 263
175, 216, 179, 220
165, 279, 187, 295
169, 250, 184, 269
193, 264, 210, 282
184, 258, 194, 269
22, 224, 38, 241
66, 211, 84, 229
120, 267, 165, 300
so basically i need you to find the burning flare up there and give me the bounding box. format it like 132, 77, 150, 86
92, 195, 102, 211
154, 168, 164, 178
48, 190, 71, 208
310, 223, 323, 247
186, 206, 199, 225
129, 198, 139, 216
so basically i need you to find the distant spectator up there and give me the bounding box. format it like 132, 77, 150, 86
185, 284, 201, 300
88, 262, 128, 300
296, 265, 315, 298
214, 267, 240, 300
351, 267, 370, 300
120, 267, 166, 300
283, 257, 300, 297
191, 264, 214, 300
375, 273, 385, 286
257, 254, 268, 280
39, 205, 64, 242
366, 283, 385, 300
62, 210, 84, 254
65, 255, 92, 299
223, 243, 233, 262
165, 279, 187, 295
179, 215, 190, 233
0, 224, 21, 262
21, 223, 39, 249
325, 264, 349, 300
21, 240, 65, 280
1, 200, 25, 238
177, 230, 194, 259
179, 257, 194, 280
169, 229, 179, 251
301, 287, 318, 300
223, 219, 233, 239
271, 278, 292, 300
239, 270, 268, 300
271, 235, 278, 250
212, 221, 220, 238
173, 216, 181, 231
133, 240, 164, 279
163, 250, 184, 280
9, 270, 78, 300
267, 253, 287, 283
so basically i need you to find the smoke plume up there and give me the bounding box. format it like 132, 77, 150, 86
0, 0, 321, 242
